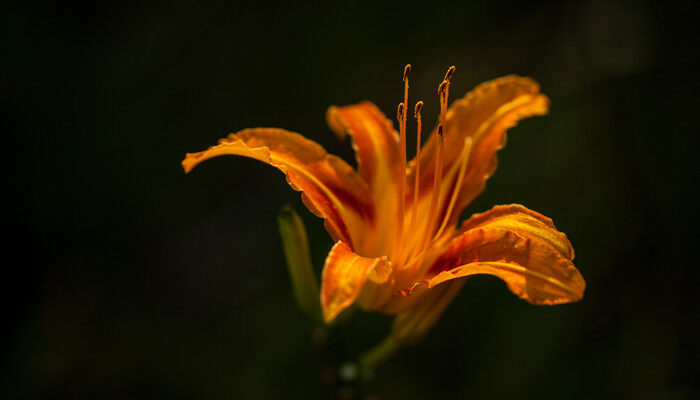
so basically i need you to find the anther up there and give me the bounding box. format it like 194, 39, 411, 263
397, 103, 405, 121
443, 65, 456, 81
414, 100, 423, 116
403, 64, 412, 81
438, 80, 448, 95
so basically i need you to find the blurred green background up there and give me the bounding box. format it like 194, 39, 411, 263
2, 0, 697, 399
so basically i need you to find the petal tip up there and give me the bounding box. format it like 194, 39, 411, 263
181, 153, 200, 173
325, 106, 347, 140
321, 303, 341, 323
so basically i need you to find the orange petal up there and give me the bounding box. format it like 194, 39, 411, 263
320, 241, 394, 322
327, 102, 401, 256
459, 204, 574, 260
327, 101, 400, 191
421, 204, 584, 305
407, 76, 549, 229
182, 128, 373, 247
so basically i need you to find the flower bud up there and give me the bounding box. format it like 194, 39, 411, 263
278, 205, 321, 321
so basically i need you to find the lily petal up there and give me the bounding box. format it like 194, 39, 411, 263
327, 102, 401, 256
327, 101, 400, 190
420, 204, 584, 305
459, 204, 574, 260
320, 241, 394, 322
408, 76, 549, 229
182, 128, 373, 247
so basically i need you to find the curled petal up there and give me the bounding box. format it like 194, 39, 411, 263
420, 204, 584, 305
407, 76, 549, 230
327, 102, 401, 256
459, 204, 574, 260
182, 128, 373, 246
326, 101, 400, 190
320, 241, 394, 322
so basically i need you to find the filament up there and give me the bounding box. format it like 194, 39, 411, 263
403, 125, 444, 282
418, 125, 444, 254
432, 137, 472, 240
412, 66, 454, 261
407, 101, 423, 239
398, 100, 424, 266
392, 64, 410, 260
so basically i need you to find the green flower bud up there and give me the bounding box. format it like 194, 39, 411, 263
278, 205, 321, 321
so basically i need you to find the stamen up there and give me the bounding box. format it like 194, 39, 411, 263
415, 66, 454, 257
418, 125, 444, 253
438, 80, 448, 96
414, 101, 423, 116
438, 66, 455, 128
433, 137, 473, 239
408, 101, 423, 236
403, 123, 445, 281
396, 103, 405, 122
399, 100, 424, 265
392, 64, 410, 260
444, 65, 456, 81
438, 81, 449, 126
433, 124, 445, 229
402, 66, 456, 283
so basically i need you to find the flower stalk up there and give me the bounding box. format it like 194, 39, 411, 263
358, 334, 402, 374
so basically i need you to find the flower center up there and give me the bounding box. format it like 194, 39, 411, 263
387, 65, 477, 288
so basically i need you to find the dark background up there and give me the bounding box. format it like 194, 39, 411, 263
3, 0, 697, 399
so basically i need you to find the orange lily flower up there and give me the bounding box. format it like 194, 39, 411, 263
182, 66, 585, 336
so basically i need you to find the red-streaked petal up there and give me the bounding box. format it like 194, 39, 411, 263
182, 128, 373, 246
327, 102, 401, 256
407, 76, 549, 230
320, 241, 394, 322
419, 204, 584, 305
327, 101, 400, 190
459, 204, 574, 260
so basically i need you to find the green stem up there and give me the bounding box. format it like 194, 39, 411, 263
358, 334, 402, 373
